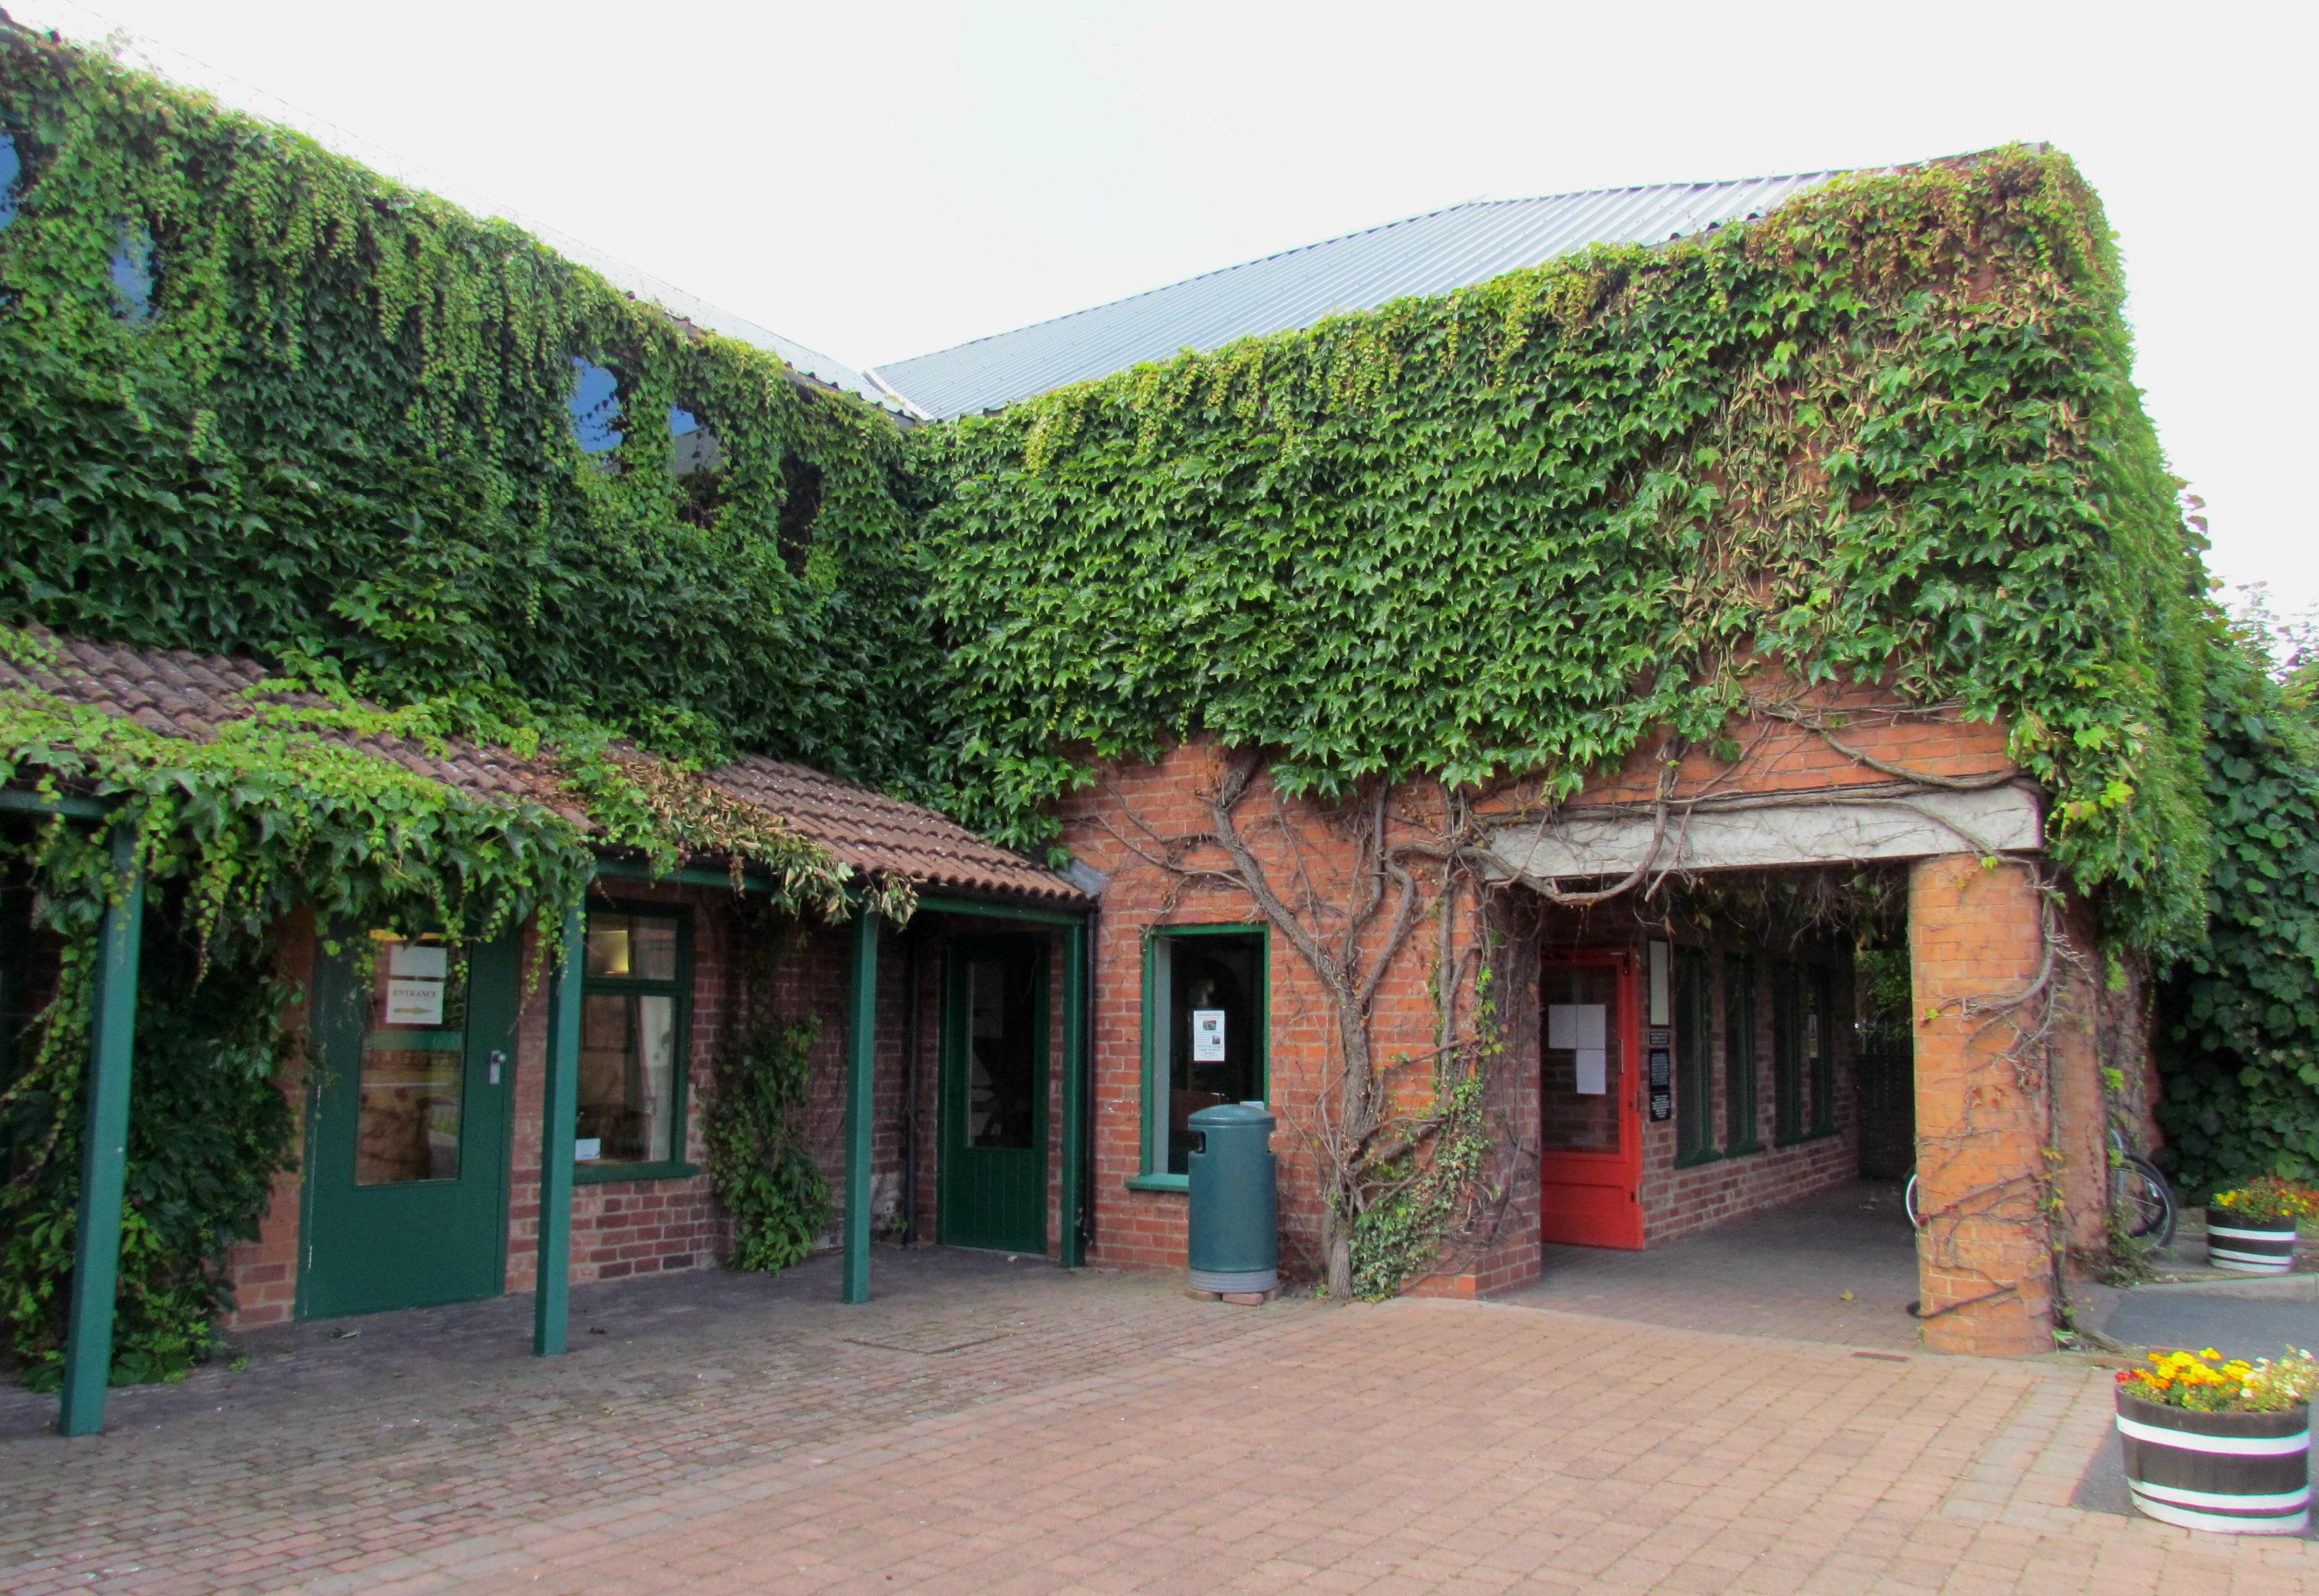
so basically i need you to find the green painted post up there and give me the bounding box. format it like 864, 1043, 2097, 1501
841, 907, 879, 1305
59, 826, 145, 1438
1060, 920, 1087, 1268
533, 899, 584, 1356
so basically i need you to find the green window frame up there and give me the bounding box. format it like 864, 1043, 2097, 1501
573, 900, 697, 1184
1673, 945, 1716, 1167
1128, 923, 1269, 1192
1724, 952, 1762, 1155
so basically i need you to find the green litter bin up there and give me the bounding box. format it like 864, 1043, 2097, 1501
1187, 1101, 1278, 1294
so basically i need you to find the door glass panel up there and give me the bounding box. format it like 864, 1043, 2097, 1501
356, 939, 468, 1185
1166, 935, 1263, 1174
1541, 965, 1621, 1152
966, 956, 1038, 1149
577, 992, 677, 1163
584, 914, 678, 981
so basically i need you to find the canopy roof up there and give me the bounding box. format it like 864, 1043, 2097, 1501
0, 632, 1082, 904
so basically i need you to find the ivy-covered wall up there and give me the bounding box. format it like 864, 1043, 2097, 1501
0, 28, 935, 787
2156, 640, 2319, 1194
913, 149, 2214, 955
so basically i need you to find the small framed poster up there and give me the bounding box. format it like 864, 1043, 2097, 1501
1191, 1009, 1227, 1062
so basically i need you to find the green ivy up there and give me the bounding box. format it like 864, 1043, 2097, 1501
913, 148, 2212, 954
705, 914, 830, 1273
0, 920, 295, 1388
0, 29, 935, 786
2156, 632, 2319, 1195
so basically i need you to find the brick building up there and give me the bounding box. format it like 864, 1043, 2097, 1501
8, 123, 2178, 1447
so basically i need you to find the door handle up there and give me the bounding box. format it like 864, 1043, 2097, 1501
489, 1050, 506, 1086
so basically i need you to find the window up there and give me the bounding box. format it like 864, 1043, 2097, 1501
777, 451, 822, 577
574, 905, 691, 1176
1808, 965, 1836, 1137
355, 937, 468, 1185
669, 405, 723, 477
1673, 945, 1714, 1165
1772, 961, 1836, 1146
568, 357, 624, 457
111, 220, 155, 323
0, 132, 22, 233
1772, 960, 1802, 1145
1136, 925, 1266, 1184
1723, 952, 1761, 1154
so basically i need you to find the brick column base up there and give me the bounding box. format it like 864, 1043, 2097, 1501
1909, 855, 2060, 1357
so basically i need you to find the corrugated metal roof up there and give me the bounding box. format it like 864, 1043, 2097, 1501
866, 172, 1843, 420
540, 225, 919, 416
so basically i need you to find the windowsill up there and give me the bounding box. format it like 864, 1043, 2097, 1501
1723, 1140, 1766, 1158
1773, 1130, 1839, 1150
1126, 1172, 1189, 1194
1673, 1148, 1721, 1170
574, 1159, 700, 1185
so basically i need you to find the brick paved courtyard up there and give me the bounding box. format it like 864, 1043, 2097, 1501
4, 1248, 2317, 1595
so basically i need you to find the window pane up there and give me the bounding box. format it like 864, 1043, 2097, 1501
1165, 935, 1263, 1174
569, 357, 624, 454
584, 913, 677, 981
1541, 965, 1620, 1153
967, 956, 1038, 1149
356, 940, 467, 1185
577, 991, 678, 1164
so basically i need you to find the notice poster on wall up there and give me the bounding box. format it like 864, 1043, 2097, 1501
1549, 1003, 1609, 1095
1192, 1009, 1227, 1061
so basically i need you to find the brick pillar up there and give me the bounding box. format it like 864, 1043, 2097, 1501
1909, 856, 2056, 1356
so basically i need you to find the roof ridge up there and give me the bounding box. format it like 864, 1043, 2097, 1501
867, 170, 1847, 390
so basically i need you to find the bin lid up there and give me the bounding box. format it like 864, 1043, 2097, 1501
1187, 1102, 1274, 1128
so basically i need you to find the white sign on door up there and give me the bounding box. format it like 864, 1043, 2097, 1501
1548, 1003, 1609, 1095
385, 978, 446, 1027
1191, 1009, 1227, 1062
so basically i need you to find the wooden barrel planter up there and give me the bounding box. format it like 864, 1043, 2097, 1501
2208, 1210, 2300, 1274
2117, 1389, 2311, 1534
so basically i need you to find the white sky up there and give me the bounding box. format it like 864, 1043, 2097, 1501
13, 0, 2317, 611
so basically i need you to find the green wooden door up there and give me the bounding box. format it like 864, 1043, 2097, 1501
939, 936, 1048, 1253
300, 933, 519, 1318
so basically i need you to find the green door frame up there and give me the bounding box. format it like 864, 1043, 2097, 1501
938, 932, 1051, 1254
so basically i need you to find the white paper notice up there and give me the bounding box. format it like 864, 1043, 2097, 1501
1192, 1009, 1227, 1062
574, 1138, 602, 1161
385, 978, 446, 1026
1546, 1004, 1607, 1051
1574, 1048, 1608, 1095
388, 943, 449, 980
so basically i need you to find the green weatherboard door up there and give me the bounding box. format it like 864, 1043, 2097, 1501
940, 936, 1048, 1254
301, 934, 519, 1318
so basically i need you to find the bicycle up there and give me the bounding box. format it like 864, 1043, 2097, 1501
1902, 1128, 2175, 1246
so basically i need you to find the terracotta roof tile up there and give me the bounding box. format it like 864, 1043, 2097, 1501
0, 632, 1081, 904
705, 755, 1080, 903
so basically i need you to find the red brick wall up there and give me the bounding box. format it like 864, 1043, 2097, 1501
221, 909, 317, 1330
1058, 744, 1468, 1281
1909, 855, 2081, 1356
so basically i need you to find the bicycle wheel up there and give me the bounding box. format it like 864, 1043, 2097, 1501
2114, 1154, 2177, 1247
1903, 1167, 1922, 1230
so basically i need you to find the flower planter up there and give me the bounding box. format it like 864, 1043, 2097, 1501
2117, 1389, 2311, 1534
2208, 1208, 2300, 1274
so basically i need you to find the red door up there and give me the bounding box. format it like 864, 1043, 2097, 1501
1539, 949, 1643, 1248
